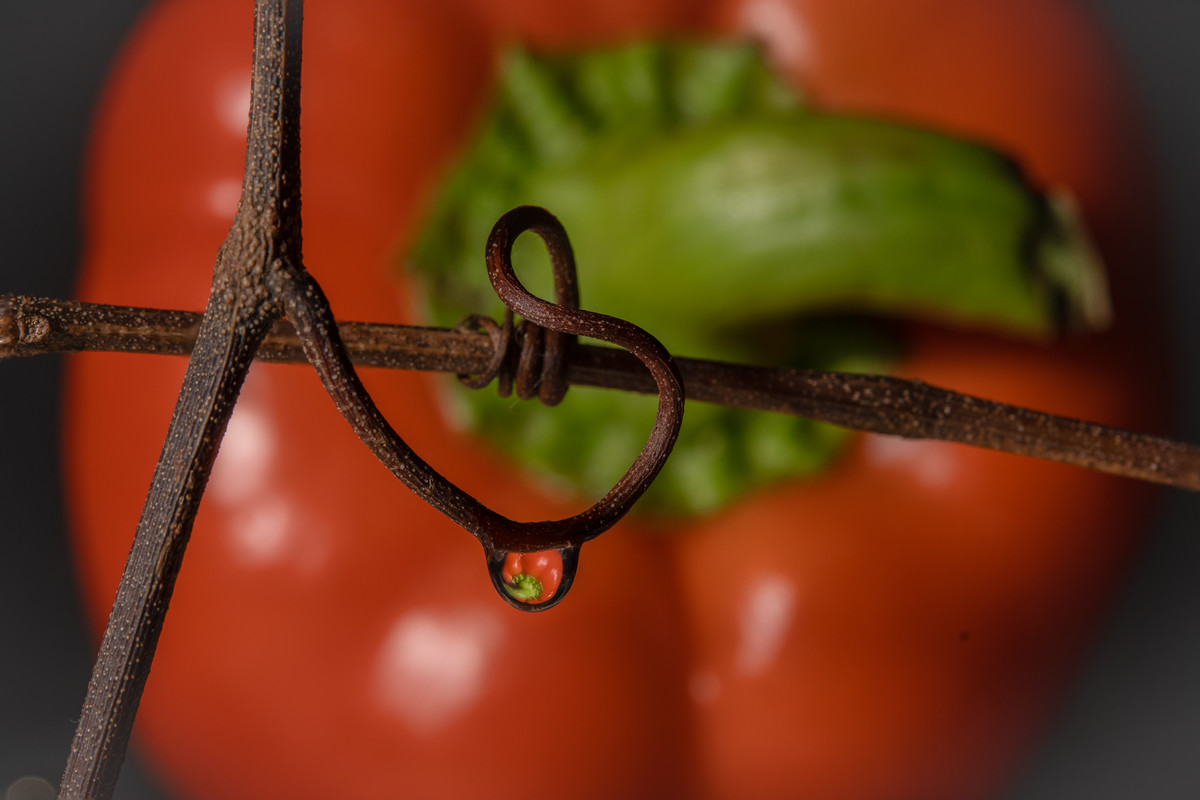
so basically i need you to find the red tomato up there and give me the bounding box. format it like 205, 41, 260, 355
502, 550, 566, 604
64, 1, 1166, 799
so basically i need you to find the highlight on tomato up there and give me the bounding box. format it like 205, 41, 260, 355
63, 1, 1169, 798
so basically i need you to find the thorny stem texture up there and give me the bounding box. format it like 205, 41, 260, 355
5, 292, 1199, 492
56, 2, 303, 798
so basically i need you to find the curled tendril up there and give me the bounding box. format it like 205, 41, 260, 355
282, 205, 685, 558
464, 204, 686, 541
455, 205, 581, 407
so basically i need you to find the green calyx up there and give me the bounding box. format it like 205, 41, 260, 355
409, 41, 1109, 515
504, 573, 545, 603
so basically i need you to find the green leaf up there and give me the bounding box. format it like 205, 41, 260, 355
408, 41, 1108, 515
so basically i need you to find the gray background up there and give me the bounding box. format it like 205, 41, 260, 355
1, 1, 1198, 797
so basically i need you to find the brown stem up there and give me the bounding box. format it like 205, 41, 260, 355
56, 2, 303, 798
279, 206, 685, 554
0, 293, 491, 373
6, 291, 1199, 492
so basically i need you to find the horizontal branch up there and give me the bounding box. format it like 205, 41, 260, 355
4, 293, 1198, 491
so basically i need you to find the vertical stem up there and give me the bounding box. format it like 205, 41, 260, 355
57, 298, 269, 800
58, 2, 303, 798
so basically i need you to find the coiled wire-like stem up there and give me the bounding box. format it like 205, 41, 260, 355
283, 205, 685, 554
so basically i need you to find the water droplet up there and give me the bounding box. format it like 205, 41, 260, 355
485, 545, 580, 612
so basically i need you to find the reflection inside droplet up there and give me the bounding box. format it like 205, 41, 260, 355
484, 544, 580, 612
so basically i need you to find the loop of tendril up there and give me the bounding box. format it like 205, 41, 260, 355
455, 206, 580, 407
282, 205, 684, 558
457, 204, 685, 540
